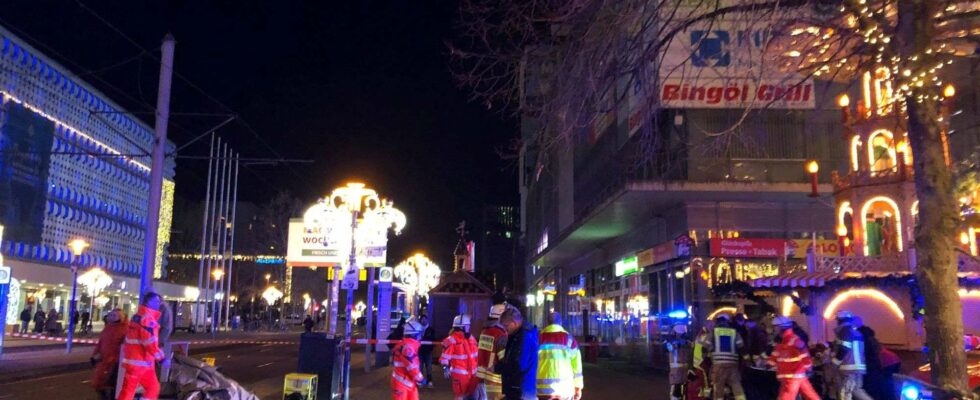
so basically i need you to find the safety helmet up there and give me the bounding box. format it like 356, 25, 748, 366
836, 310, 855, 323
714, 313, 731, 322
488, 303, 507, 320
672, 324, 688, 335
772, 316, 793, 328
403, 317, 425, 339
453, 314, 472, 328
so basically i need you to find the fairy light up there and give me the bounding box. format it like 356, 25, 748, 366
823, 288, 905, 320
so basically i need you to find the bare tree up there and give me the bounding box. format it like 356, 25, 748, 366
452, 0, 979, 395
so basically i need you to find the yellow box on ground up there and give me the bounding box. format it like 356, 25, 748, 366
283, 373, 318, 400
201, 357, 216, 366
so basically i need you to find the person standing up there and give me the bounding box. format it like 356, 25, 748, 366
665, 320, 691, 400
769, 317, 819, 400
80, 311, 91, 335
33, 309, 46, 333
476, 307, 516, 400
19, 307, 31, 334
118, 292, 168, 400
91, 309, 127, 400
391, 318, 426, 400
500, 308, 538, 400
303, 315, 315, 333
441, 314, 480, 400
536, 312, 583, 400
698, 314, 745, 400
419, 315, 436, 389
832, 311, 872, 400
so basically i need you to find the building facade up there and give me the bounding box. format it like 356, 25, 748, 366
0, 25, 191, 330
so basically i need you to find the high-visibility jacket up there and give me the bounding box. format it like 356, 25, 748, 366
121, 305, 164, 369
833, 324, 866, 373
698, 326, 743, 365
769, 329, 812, 379
91, 317, 128, 390
666, 337, 692, 385
536, 324, 583, 399
440, 331, 479, 378
392, 338, 424, 388
475, 323, 508, 395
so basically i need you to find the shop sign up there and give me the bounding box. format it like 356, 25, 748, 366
0, 266, 9, 284
786, 239, 852, 258
286, 219, 345, 267
709, 238, 787, 258
638, 235, 695, 268
615, 256, 639, 277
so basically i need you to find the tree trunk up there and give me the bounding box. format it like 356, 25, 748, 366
900, 1, 970, 397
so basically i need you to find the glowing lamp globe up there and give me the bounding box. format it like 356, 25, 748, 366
837, 94, 850, 108
943, 84, 955, 98
806, 160, 819, 174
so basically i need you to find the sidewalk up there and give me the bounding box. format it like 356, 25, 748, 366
0, 331, 300, 384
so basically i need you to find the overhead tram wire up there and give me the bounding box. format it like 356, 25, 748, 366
73, 0, 308, 181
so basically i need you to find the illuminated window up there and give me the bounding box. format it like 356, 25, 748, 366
868, 130, 897, 173
861, 196, 903, 255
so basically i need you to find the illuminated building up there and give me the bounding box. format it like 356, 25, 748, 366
0, 25, 193, 326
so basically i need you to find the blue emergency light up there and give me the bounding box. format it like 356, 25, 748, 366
901, 384, 921, 400
667, 310, 688, 319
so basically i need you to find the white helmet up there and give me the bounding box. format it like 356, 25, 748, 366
488, 303, 507, 320
836, 310, 855, 322
671, 324, 688, 335
453, 314, 472, 329
773, 316, 793, 328
403, 317, 425, 339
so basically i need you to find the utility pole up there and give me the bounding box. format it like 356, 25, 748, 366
140, 34, 175, 301
224, 155, 239, 330
195, 134, 215, 330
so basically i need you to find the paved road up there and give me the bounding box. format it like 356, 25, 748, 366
0, 342, 667, 399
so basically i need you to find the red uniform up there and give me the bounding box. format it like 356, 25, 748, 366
118, 306, 165, 400
474, 323, 508, 397
769, 329, 819, 400
91, 316, 128, 391
392, 337, 425, 400
440, 331, 479, 399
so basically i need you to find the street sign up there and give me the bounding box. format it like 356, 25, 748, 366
0, 266, 10, 284
378, 267, 393, 283
341, 267, 360, 290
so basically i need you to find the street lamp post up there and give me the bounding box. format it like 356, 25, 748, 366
66, 239, 89, 353
77, 267, 112, 334
211, 269, 225, 336
394, 253, 441, 315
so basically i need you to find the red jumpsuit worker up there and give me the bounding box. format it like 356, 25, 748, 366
392, 317, 427, 400
440, 314, 479, 400
91, 309, 128, 400
118, 292, 167, 400
769, 316, 819, 400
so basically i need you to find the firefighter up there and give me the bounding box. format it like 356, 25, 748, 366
698, 314, 745, 400
118, 292, 167, 400
476, 306, 518, 400
392, 317, 427, 400
688, 324, 712, 400
769, 316, 820, 400
536, 312, 583, 400
665, 315, 692, 400
833, 311, 872, 400
441, 314, 479, 400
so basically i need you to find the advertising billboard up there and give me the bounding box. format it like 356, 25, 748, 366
286, 218, 345, 267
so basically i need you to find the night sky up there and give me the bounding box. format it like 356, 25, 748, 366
0, 1, 517, 267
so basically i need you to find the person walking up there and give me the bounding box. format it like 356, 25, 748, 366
33, 309, 46, 333
769, 316, 819, 400
391, 317, 427, 400
441, 314, 480, 400
832, 311, 872, 400
118, 292, 168, 400
476, 306, 518, 400
698, 314, 745, 400
536, 312, 583, 400
91, 309, 127, 400
501, 307, 538, 400
19, 307, 31, 334
419, 315, 436, 389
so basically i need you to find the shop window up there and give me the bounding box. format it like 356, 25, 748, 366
861, 196, 903, 255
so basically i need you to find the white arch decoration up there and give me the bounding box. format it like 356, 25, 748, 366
823, 288, 905, 320
838, 201, 854, 235
860, 196, 904, 254
850, 136, 862, 171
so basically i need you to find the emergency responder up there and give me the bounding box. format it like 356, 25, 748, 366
536, 312, 583, 400
689, 324, 712, 400
392, 317, 427, 400
118, 292, 167, 400
91, 309, 127, 400
833, 311, 872, 400
698, 314, 745, 400
769, 316, 819, 400
476, 307, 518, 399
441, 314, 479, 400
665, 317, 691, 400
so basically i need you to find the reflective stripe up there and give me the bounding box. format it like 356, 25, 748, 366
537, 378, 563, 384
777, 354, 810, 363
121, 358, 153, 367
124, 337, 157, 345
392, 373, 416, 387
670, 363, 688, 368
777, 373, 807, 379
393, 361, 406, 367
496, 350, 506, 359
445, 354, 471, 360
449, 367, 474, 375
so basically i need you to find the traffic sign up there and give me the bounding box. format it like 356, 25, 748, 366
341, 267, 359, 290
0, 266, 10, 284
378, 267, 393, 283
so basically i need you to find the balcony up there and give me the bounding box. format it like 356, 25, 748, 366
832, 164, 913, 192
812, 250, 980, 275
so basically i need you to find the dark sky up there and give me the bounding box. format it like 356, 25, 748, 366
0, 1, 517, 266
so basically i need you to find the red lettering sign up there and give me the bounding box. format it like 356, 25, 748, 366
709, 238, 789, 258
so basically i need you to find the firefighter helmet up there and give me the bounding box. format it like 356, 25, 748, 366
403, 317, 425, 339
453, 314, 472, 328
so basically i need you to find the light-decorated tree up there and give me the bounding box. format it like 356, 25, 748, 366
451, 0, 979, 395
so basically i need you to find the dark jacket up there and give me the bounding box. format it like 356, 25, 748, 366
500, 325, 539, 400
419, 326, 435, 358
20, 309, 31, 322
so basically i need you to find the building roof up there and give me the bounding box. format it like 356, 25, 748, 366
430, 269, 493, 297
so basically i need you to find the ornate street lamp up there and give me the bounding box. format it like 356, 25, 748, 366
66, 239, 89, 353
77, 267, 112, 332
394, 253, 441, 315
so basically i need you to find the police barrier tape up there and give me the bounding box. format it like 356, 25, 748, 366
3, 331, 296, 346
341, 338, 610, 347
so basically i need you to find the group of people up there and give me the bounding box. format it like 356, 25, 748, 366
17, 306, 94, 336
389, 302, 584, 400
665, 309, 900, 400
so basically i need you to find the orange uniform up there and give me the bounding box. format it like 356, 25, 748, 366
91, 315, 128, 391
475, 323, 508, 397
392, 337, 425, 400
118, 306, 165, 400
769, 329, 819, 400
440, 330, 479, 399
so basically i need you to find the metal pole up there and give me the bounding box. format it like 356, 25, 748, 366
210, 142, 228, 336
66, 259, 79, 353
194, 134, 215, 330
342, 211, 358, 400
224, 155, 239, 330
365, 266, 375, 372
140, 34, 176, 301
217, 145, 232, 333
203, 138, 222, 333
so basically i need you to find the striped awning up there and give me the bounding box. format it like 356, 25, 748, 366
749, 271, 911, 288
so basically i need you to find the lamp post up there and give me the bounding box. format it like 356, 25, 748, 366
66, 239, 89, 353
806, 160, 820, 197
262, 285, 283, 328
77, 267, 112, 333
394, 253, 441, 315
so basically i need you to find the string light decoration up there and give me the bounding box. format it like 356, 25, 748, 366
394, 253, 442, 298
